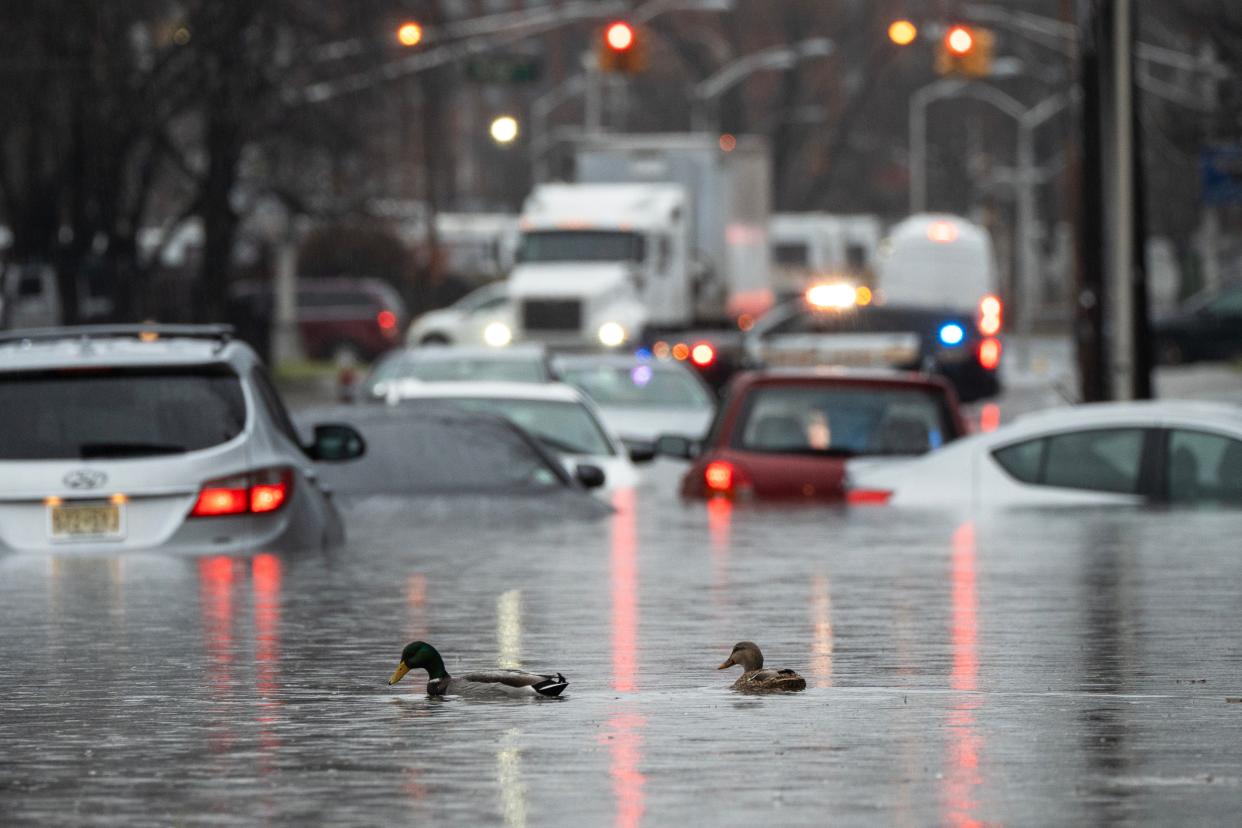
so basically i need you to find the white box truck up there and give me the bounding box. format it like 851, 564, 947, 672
508, 133, 773, 350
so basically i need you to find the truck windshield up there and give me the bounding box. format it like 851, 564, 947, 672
519, 231, 645, 264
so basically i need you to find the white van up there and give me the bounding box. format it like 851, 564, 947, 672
875, 214, 1000, 317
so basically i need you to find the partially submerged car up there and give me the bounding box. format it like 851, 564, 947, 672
0, 325, 365, 553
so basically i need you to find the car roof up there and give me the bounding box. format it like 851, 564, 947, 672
553, 352, 687, 370
386, 379, 585, 402
732, 366, 954, 391
1001, 400, 1242, 439
0, 326, 252, 372
395, 344, 548, 362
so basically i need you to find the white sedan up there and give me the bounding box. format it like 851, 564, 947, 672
405, 282, 514, 347
383, 380, 640, 491
846, 400, 1242, 509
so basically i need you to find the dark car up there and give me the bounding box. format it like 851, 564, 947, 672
1152, 280, 1242, 365
307, 405, 609, 500
230, 277, 408, 362
656, 369, 969, 502
742, 296, 1002, 402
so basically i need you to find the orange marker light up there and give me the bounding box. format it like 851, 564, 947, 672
888, 20, 918, 46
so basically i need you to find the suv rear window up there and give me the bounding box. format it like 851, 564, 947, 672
0, 365, 247, 459
732, 384, 955, 456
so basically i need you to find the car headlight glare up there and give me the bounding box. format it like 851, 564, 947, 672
483, 322, 512, 347
598, 322, 627, 348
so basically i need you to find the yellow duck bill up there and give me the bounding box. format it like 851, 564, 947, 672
388, 662, 411, 685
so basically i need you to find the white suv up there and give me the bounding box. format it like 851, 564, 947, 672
0, 325, 365, 553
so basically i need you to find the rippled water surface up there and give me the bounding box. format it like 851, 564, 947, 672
4, 462, 1242, 826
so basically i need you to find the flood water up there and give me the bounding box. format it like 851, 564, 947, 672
4, 460, 1242, 826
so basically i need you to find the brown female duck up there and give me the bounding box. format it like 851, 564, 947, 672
717, 641, 806, 693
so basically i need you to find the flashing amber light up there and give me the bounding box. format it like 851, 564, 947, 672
979, 337, 1002, 370
45, 496, 63, 507
846, 489, 893, 505
139, 330, 159, 342
979, 294, 1002, 335
605, 21, 635, 51
704, 461, 735, 493
806, 282, 857, 310
855, 286, 873, 306
719, 133, 737, 152
377, 310, 397, 331
110, 493, 128, 505
927, 220, 960, 243
397, 22, 423, 47
946, 26, 974, 56
690, 342, 716, 367
888, 20, 918, 46
652, 340, 671, 359
671, 342, 690, 361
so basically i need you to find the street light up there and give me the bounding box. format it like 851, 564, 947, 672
888, 20, 918, 46
490, 115, 520, 144
397, 21, 423, 47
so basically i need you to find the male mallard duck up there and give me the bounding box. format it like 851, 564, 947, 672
387, 641, 568, 698
717, 641, 806, 693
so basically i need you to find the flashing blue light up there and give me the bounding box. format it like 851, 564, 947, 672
938, 322, 966, 346
634, 348, 653, 360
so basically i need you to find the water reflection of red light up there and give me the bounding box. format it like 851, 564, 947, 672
944, 522, 983, 827
707, 497, 732, 602
406, 573, 428, 640
252, 553, 282, 763
603, 712, 646, 828
198, 555, 236, 753
811, 574, 833, 688
610, 489, 638, 692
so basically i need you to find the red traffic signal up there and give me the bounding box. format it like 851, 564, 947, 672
936, 25, 993, 78
605, 21, 635, 52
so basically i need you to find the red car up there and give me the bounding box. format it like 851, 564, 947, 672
656, 369, 969, 501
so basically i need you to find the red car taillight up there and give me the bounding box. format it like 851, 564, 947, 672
690, 341, 716, 367
978, 337, 1002, 370
846, 488, 894, 505
703, 460, 752, 498
192, 469, 293, 518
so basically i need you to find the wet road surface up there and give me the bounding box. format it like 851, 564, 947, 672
4, 456, 1242, 826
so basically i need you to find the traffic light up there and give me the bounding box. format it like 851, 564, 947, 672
888, 19, 918, 46
598, 21, 647, 74
936, 24, 994, 78
397, 21, 423, 47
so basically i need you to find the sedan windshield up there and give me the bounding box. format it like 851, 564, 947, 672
0, 366, 246, 460
518, 231, 644, 264
561, 363, 711, 409
733, 385, 953, 457
416, 397, 615, 456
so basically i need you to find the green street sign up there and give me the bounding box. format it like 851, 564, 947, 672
465, 55, 543, 84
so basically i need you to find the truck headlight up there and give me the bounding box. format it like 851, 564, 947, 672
598, 322, 627, 348
483, 322, 512, 347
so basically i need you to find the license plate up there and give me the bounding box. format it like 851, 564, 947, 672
49, 501, 123, 540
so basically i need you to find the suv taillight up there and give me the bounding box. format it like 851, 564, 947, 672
704, 460, 753, 498
191, 469, 292, 517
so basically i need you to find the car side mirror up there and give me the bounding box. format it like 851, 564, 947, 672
575, 463, 607, 489
308, 423, 367, 462
625, 440, 656, 464
654, 434, 697, 460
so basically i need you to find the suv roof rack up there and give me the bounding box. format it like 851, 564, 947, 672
0, 324, 235, 346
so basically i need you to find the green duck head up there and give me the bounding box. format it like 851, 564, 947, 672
388, 641, 449, 685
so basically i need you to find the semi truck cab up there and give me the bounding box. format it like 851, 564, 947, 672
510, 184, 690, 349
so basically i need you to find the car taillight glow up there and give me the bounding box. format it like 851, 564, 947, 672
377, 310, 397, 330
690, 342, 716, 367
847, 489, 894, 505
978, 295, 1002, 335
979, 337, 1002, 370
704, 461, 735, 492
192, 469, 292, 518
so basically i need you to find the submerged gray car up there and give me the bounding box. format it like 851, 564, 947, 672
0, 325, 364, 553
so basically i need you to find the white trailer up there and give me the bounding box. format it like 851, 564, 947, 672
573, 133, 773, 324
769, 213, 883, 299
